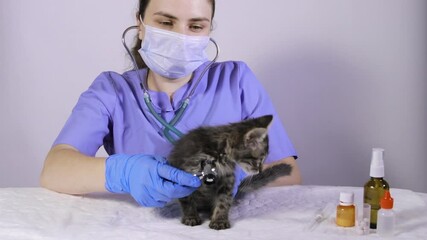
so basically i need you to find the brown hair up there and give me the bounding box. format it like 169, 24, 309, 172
131, 0, 216, 69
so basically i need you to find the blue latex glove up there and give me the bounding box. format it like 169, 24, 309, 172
233, 165, 247, 197
105, 154, 201, 207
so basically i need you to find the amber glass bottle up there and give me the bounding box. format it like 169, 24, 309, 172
363, 148, 389, 229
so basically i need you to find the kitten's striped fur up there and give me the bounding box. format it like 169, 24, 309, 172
168, 115, 292, 230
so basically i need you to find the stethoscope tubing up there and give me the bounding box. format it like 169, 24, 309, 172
122, 25, 220, 144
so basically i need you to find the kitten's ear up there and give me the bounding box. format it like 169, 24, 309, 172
256, 115, 273, 128
244, 127, 268, 150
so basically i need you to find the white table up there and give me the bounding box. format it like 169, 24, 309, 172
1, 185, 426, 240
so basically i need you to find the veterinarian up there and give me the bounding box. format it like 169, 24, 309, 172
40, 0, 301, 207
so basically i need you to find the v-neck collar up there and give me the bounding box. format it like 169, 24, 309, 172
139, 61, 210, 112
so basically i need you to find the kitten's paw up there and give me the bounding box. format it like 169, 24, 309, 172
181, 215, 202, 226
209, 219, 231, 230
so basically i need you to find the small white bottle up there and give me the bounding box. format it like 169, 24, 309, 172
377, 190, 395, 237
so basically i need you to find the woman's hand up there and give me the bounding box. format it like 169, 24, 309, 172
105, 154, 201, 207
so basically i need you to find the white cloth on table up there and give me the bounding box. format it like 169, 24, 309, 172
0, 185, 426, 240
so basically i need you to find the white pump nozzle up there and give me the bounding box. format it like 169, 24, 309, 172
370, 148, 385, 178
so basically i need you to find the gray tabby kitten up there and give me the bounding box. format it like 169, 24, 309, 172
168, 115, 293, 230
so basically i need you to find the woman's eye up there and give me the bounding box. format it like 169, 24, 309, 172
159, 21, 173, 26
190, 25, 204, 32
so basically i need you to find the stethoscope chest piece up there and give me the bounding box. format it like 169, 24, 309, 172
194, 160, 217, 185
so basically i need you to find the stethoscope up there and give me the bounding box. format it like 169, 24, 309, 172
121, 25, 220, 184
121, 25, 219, 144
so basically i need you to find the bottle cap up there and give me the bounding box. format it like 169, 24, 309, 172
370, 148, 385, 178
380, 190, 394, 209
339, 192, 354, 206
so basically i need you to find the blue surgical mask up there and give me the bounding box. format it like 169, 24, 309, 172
138, 22, 210, 79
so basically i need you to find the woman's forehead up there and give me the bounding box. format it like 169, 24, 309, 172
145, 0, 212, 21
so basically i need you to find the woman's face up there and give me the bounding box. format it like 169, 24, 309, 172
139, 0, 212, 39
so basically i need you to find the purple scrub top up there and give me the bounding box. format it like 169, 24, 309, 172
54, 61, 297, 163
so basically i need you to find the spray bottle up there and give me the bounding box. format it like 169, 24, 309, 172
363, 148, 390, 229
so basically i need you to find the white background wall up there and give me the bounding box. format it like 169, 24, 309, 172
1, 0, 426, 192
